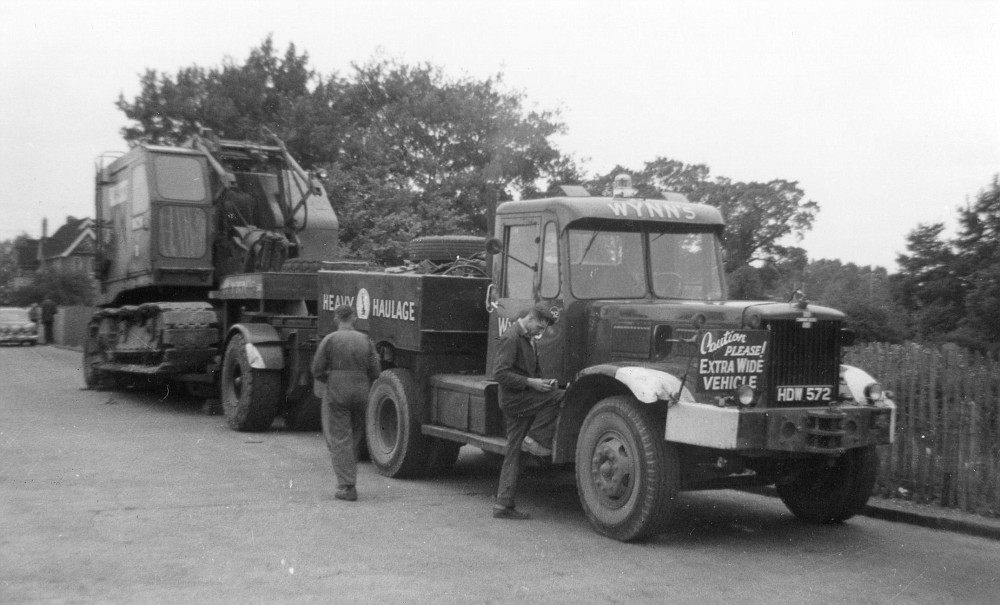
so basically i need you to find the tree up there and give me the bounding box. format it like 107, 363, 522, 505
951, 177, 1000, 352
891, 223, 966, 341
116, 40, 581, 264
0, 235, 31, 305
786, 259, 908, 343
585, 157, 818, 272
8, 268, 94, 307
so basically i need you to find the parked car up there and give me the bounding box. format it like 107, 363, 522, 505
0, 308, 38, 346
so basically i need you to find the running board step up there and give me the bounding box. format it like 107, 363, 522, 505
422, 424, 506, 455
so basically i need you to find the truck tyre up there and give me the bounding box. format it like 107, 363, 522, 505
407, 235, 485, 263
366, 368, 428, 478
776, 446, 879, 524
575, 395, 679, 542
282, 393, 322, 431
221, 334, 281, 432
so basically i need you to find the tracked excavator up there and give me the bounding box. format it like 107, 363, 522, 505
85, 129, 349, 430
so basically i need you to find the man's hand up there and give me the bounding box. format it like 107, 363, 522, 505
527, 378, 556, 393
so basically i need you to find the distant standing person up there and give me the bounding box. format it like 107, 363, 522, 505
311, 304, 381, 502
28, 302, 41, 336
40, 298, 58, 345
492, 303, 563, 520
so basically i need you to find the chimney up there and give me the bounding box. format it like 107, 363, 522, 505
38, 217, 48, 267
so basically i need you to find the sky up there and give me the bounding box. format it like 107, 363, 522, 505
1, 0, 997, 271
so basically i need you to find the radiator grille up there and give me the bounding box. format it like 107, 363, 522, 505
763, 319, 841, 408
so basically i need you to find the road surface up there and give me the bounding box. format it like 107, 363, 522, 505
2, 345, 998, 604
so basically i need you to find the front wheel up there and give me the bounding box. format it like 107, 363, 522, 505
575, 395, 679, 542
220, 334, 280, 432
776, 446, 879, 524
366, 368, 428, 478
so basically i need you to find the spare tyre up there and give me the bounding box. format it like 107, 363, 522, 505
408, 235, 485, 263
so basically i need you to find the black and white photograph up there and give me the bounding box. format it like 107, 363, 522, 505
2, 1, 999, 603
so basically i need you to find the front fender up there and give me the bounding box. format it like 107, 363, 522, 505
839, 364, 894, 406
840, 364, 897, 441
227, 323, 285, 370
576, 364, 694, 404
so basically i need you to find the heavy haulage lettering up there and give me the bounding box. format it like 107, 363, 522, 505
371, 298, 416, 321
321, 294, 355, 311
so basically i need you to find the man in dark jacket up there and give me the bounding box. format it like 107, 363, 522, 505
311, 304, 381, 501
492, 303, 563, 520
40, 298, 58, 345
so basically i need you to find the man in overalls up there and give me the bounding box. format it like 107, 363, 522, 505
311, 304, 381, 501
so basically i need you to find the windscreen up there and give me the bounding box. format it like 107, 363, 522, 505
568, 227, 724, 300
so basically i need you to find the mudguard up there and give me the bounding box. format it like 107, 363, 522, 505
227, 323, 285, 370
840, 363, 897, 439
576, 364, 694, 404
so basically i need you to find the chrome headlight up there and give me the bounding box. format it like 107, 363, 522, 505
863, 382, 883, 404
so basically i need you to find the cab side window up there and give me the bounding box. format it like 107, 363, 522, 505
539, 222, 559, 299
502, 223, 538, 299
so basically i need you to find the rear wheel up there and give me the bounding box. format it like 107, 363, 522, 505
366, 368, 428, 478
575, 395, 679, 542
220, 334, 280, 432
776, 446, 879, 524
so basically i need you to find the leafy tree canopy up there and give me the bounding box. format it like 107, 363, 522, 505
7, 268, 94, 307
116, 38, 581, 264
892, 176, 1000, 352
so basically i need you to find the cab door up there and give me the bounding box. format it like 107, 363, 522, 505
486, 215, 566, 383
486, 216, 540, 378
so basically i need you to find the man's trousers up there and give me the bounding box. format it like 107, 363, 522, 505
321, 371, 370, 489
495, 390, 562, 508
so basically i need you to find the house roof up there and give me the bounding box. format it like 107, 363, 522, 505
40, 217, 95, 260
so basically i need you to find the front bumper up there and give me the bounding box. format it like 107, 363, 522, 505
665, 400, 895, 454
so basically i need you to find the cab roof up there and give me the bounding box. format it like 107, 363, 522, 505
496, 195, 724, 227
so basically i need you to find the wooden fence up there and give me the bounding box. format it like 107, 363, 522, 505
845, 343, 1000, 518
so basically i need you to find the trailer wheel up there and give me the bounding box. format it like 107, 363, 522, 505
366, 368, 428, 478
776, 446, 879, 524
576, 395, 679, 542
221, 334, 280, 432
408, 235, 485, 263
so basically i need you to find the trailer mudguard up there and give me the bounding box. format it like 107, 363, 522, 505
227, 323, 285, 370
575, 364, 694, 404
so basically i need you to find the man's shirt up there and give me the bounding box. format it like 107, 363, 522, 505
311, 328, 381, 387
493, 320, 541, 398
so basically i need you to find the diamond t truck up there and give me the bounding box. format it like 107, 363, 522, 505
315, 184, 896, 541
